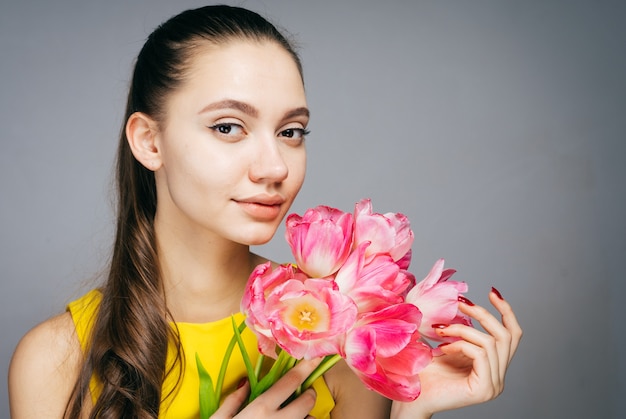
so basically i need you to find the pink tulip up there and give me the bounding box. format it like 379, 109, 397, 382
343, 303, 432, 401
264, 278, 358, 359
353, 199, 414, 268
233, 200, 475, 407
354, 334, 431, 401
406, 259, 472, 341
335, 242, 414, 312
241, 262, 307, 356
285, 205, 354, 278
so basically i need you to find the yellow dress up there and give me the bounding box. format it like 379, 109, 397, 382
68, 290, 335, 418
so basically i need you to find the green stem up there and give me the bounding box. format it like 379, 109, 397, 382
254, 353, 265, 381
215, 319, 248, 400
299, 354, 343, 395
274, 350, 292, 377
250, 350, 287, 400
283, 354, 298, 375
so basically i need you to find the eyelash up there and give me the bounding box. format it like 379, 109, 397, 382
208, 124, 310, 140
279, 128, 311, 139
209, 123, 243, 135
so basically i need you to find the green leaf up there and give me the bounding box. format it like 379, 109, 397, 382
196, 353, 218, 419
231, 316, 257, 388
215, 318, 248, 403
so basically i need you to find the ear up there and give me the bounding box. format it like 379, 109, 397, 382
126, 112, 162, 171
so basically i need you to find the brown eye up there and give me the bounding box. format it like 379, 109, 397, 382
216, 125, 232, 134
279, 128, 310, 139
210, 123, 240, 134
209, 123, 246, 141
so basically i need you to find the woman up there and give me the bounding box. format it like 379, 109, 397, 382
8, 5, 522, 418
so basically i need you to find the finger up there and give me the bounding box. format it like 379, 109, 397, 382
459, 296, 513, 380
278, 387, 317, 418
438, 339, 501, 402
455, 300, 503, 387
211, 380, 249, 419
436, 321, 500, 390
489, 287, 523, 362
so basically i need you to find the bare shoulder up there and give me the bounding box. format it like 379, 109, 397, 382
9, 312, 83, 418
324, 359, 391, 419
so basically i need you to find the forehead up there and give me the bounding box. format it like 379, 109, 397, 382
170, 40, 306, 111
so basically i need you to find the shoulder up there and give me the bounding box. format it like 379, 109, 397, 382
9, 312, 83, 417
324, 359, 391, 419
10, 311, 82, 377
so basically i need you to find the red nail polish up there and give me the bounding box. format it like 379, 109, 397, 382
438, 342, 451, 348
431, 323, 449, 329
458, 295, 475, 306
237, 377, 248, 389
491, 287, 504, 300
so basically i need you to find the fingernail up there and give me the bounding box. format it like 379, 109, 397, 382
438, 342, 451, 348
491, 286, 504, 300
237, 377, 248, 389
431, 323, 449, 329
458, 295, 475, 306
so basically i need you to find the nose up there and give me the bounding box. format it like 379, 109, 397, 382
248, 135, 289, 184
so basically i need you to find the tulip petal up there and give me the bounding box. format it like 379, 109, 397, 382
286, 206, 354, 278
406, 259, 473, 340
354, 199, 414, 264
344, 327, 377, 374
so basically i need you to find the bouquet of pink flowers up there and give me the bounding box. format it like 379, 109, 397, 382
197, 199, 472, 417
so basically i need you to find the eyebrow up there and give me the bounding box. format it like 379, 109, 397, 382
199, 99, 259, 117
283, 107, 310, 120
198, 99, 310, 121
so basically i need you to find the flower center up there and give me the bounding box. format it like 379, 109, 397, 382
290, 304, 318, 330
280, 291, 333, 333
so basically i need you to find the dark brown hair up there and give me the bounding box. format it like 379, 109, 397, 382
65, 5, 302, 418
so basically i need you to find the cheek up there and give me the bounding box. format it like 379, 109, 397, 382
162, 126, 240, 174
286, 150, 307, 194
160, 139, 242, 199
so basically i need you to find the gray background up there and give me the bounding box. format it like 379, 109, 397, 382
1, 0, 624, 418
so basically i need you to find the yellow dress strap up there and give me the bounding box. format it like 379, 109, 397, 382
66, 289, 104, 401
67, 290, 335, 418
67, 289, 101, 352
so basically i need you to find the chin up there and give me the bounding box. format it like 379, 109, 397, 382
237, 228, 278, 246
241, 237, 274, 247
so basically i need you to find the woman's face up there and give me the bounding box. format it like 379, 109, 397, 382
153, 40, 308, 246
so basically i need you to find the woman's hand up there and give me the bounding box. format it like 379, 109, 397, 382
210, 358, 321, 419
391, 288, 523, 419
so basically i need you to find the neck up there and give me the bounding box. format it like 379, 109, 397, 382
154, 214, 266, 323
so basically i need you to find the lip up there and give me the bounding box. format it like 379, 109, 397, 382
234, 194, 286, 220
235, 194, 286, 206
